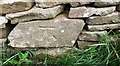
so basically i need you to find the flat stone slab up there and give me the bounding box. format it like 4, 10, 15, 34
93, 1, 120, 7
6, 5, 64, 24
0, 16, 8, 28
0, 0, 34, 14
87, 12, 120, 25
8, 14, 85, 48
68, 6, 116, 18
88, 23, 120, 31
78, 31, 107, 41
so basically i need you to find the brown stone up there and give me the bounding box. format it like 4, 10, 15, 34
117, 5, 120, 11
78, 31, 107, 41
88, 23, 120, 31
87, 12, 120, 25
0, 0, 34, 14
77, 41, 97, 49
6, 5, 64, 24
8, 14, 85, 48
0, 16, 8, 28
68, 6, 116, 18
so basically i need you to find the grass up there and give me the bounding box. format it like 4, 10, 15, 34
0, 30, 120, 66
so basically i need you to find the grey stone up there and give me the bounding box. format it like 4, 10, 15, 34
77, 41, 97, 49
88, 23, 120, 31
95, 6, 116, 16
36, 2, 63, 8
8, 14, 85, 48
0, 0, 34, 14
33, 47, 72, 56
0, 38, 6, 47
0, 16, 8, 28
87, 12, 120, 25
94, 0, 120, 7
68, 6, 116, 18
117, 5, 120, 11
68, 6, 95, 18
78, 31, 107, 41
6, 5, 64, 24
69, 2, 80, 7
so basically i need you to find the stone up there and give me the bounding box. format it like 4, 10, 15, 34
33, 47, 71, 56
0, 38, 6, 47
35, 2, 64, 8
77, 41, 97, 49
0, 0, 34, 14
117, 5, 120, 11
87, 12, 120, 25
0, 16, 8, 28
94, 0, 120, 7
0, 23, 16, 39
8, 14, 85, 48
88, 23, 120, 31
68, 6, 116, 18
69, 2, 80, 7
78, 31, 107, 41
6, 5, 64, 24
68, 6, 95, 18
95, 6, 116, 16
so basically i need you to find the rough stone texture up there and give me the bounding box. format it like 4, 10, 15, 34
6, 5, 64, 24
68, 6, 116, 18
87, 12, 120, 25
8, 14, 85, 48
117, 5, 120, 11
36, 2, 63, 8
33, 47, 71, 56
68, 7, 95, 18
88, 23, 120, 31
69, 2, 80, 7
0, 16, 8, 28
93, 1, 120, 7
0, 23, 16, 39
77, 41, 97, 49
0, 0, 34, 14
0, 38, 6, 47
95, 6, 116, 16
78, 31, 107, 41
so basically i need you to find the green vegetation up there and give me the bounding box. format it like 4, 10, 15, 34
0, 30, 120, 66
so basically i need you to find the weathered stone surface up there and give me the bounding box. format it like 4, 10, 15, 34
0, 16, 8, 28
68, 6, 95, 18
68, 6, 116, 18
69, 2, 80, 7
0, 38, 6, 47
0, 0, 34, 14
35, 2, 65, 8
117, 5, 120, 11
8, 14, 85, 48
95, 6, 116, 16
0, 23, 16, 39
6, 5, 64, 24
88, 23, 120, 31
78, 31, 107, 41
77, 41, 97, 49
33, 47, 71, 56
87, 12, 120, 25
93, 1, 120, 7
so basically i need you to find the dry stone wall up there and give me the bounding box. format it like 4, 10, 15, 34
0, 0, 120, 56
